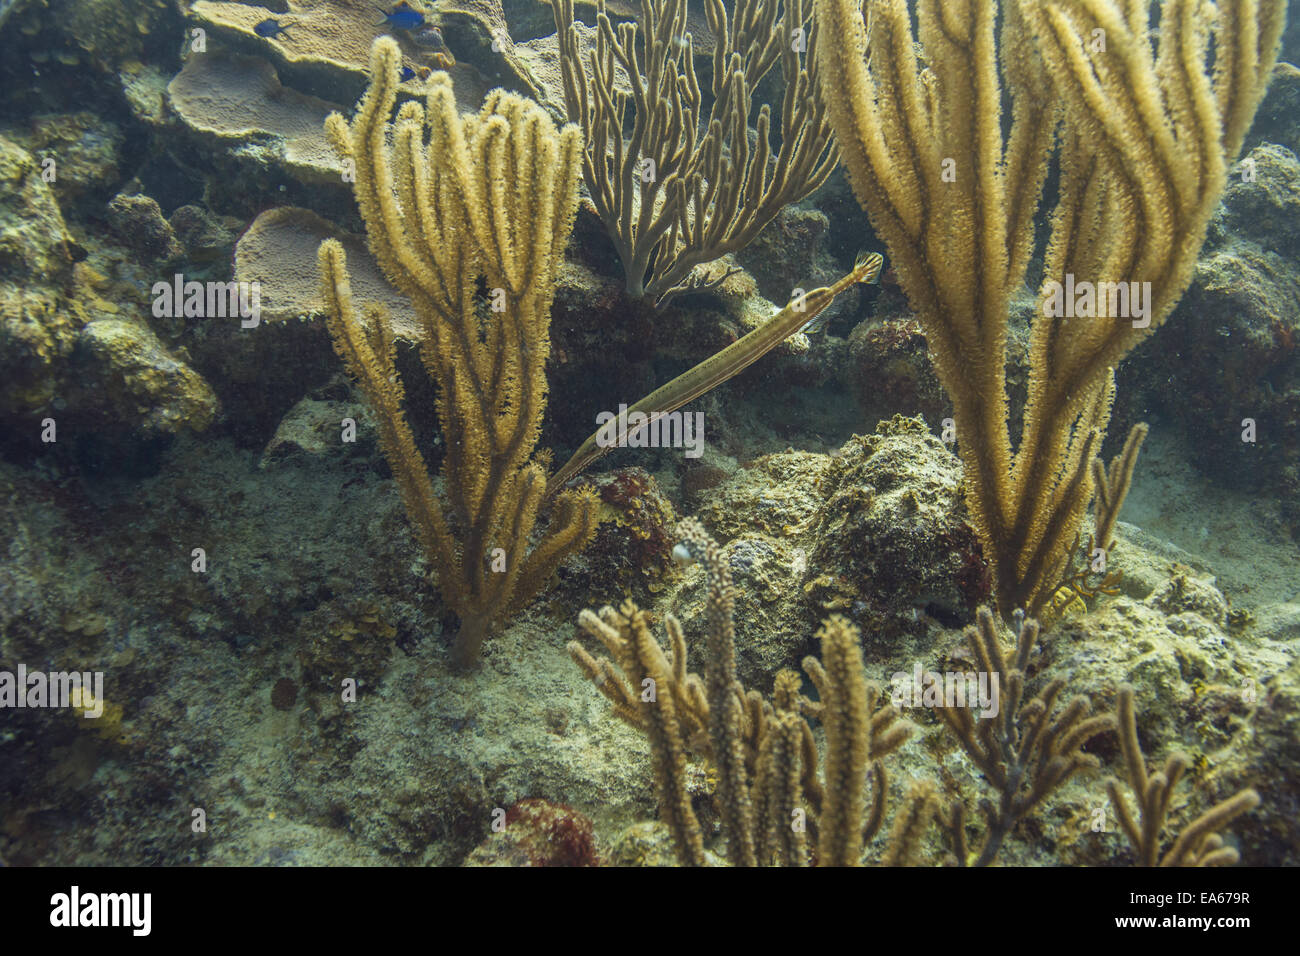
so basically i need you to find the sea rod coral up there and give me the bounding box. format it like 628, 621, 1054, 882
551, 0, 838, 303
1107, 685, 1260, 866
571, 518, 917, 866
811, 0, 1285, 617
317, 37, 598, 666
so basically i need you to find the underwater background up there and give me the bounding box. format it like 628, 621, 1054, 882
0, 0, 1298, 867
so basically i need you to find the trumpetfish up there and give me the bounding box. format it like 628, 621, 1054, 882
545, 252, 884, 497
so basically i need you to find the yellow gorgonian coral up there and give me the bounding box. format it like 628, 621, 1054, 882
318, 38, 597, 666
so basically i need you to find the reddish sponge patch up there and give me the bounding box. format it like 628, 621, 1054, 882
502, 799, 600, 867
946, 528, 993, 612
566, 466, 677, 604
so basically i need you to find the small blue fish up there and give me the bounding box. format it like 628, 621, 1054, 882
254, 18, 291, 39
375, 2, 425, 30
400, 66, 417, 81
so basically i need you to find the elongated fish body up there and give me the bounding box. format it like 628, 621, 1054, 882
545, 253, 884, 496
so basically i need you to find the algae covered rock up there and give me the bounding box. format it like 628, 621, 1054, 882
0, 134, 74, 283
1037, 574, 1298, 866
601, 821, 696, 867
694, 447, 833, 541
846, 316, 948, 448
118, 59, 172, 128
1, 112, 123, 209
1146, 567, 1232, 629
804, 416, 989, 635
1248, 61, 1300, 157
1234, 650, 1300, 864
1214, 142, 1300, 253
168, 204, 239, 264
260, 388, 377, 469
0, 266, 227, 460
682, 446, 835, 681
0, 284, 79, 412
734, 205, 839, 309
17, 0, 174, 72
106, 191, 184, 261
69, 318, 218, 438
671, 530, 816, 688
462, 798, 599, 867
682, 416, 988, 681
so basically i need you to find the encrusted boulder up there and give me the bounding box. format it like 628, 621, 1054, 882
846, 315, 946, 428
0, 285, 79, 414
260, 385, 377, 469
670, 530, 816, 689
552, 467, 679, 610
1036, 574, 1298, 865
106, 192, 184, 261
735, 206, 838, 308
0, 112, 123, 210
804, 417, 989, 636
682, 416, 988, 683
1214, 141, 1300, 253
16, 0, 174, 73
0, 134, 74, 284
1247, 61, 1300, 158
169, 205, 240, 265
68, 318, 218, 439
1235, 649, 1300, 864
